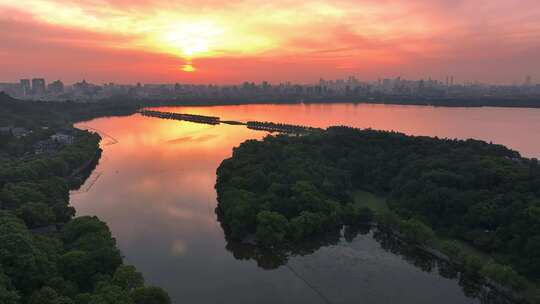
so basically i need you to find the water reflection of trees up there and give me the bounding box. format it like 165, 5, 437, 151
223, 228, 341, 270
221, 222, 514, 304
373, 229, 514, 304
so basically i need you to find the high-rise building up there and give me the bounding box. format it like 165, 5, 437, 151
525, 75, 532, 86
20, 79, 31, 95
32, 78, 46, 95
48, 80, 64, 94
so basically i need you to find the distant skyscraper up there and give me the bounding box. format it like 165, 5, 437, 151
48, 80, 64, 94
20, 79, 30, 95
32, 78, 46, 95
525, 75, 532, 86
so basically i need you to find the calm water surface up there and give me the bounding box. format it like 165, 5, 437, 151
71, 104, 540, 304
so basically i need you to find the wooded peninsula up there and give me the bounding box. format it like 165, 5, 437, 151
216, 127, 540, 301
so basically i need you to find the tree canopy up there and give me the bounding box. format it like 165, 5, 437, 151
216, 126, 540, 286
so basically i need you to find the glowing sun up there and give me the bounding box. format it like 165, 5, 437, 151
165, 21, 223, 57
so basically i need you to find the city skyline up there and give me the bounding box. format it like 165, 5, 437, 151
1, 0, 540, 84
1, 74, 537, 87
2, 74, 539, 103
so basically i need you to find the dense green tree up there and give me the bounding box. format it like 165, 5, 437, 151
462, 254, 485, 276
375, 211, 401, 230
356, 207, 374, 223
399, 219, 435, 245
130, 286, 171, 304
88, 285, 131, 304
59, 250, 95, 289
343, 203, 373, 225
289, 211, 325, 240
255, 211, 289, 247
45, 277, 79, 299
0, 183, 48, 209
0, 212, 52, 294
0, 286, 20, 304
480, 262, 527, 291
112, 265, 144, 291
440, 241, 463, 260
219, 189, 258, 239
0, 268, 19, 304
61, 216, 122, 278
17, 202, 56, 228
29, 287, 74, 304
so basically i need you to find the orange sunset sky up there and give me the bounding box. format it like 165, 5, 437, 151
1, 0, 539, 84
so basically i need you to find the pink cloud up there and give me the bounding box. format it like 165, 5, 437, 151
1, 0, 539, 84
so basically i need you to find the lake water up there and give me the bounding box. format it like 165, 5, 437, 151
71, 103, 540, 304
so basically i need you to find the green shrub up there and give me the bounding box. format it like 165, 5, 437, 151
480, 262, 528, 291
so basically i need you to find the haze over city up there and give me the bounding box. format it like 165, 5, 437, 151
1, 0, 539, 84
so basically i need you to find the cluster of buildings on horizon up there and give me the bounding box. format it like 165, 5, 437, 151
0, 76, 539, 102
